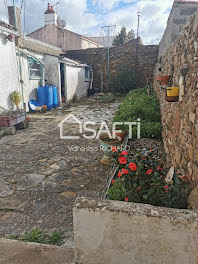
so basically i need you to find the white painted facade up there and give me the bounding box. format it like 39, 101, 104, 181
44, 12, 57, 26
44, 55, 61, 104
60, 58, 91, 102
19, 49, 44, 110
0, 24, 91, 112
0, 25, 20, 110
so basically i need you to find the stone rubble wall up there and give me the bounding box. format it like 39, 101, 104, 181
66, 39, 159, 91
154, 10, 198, 184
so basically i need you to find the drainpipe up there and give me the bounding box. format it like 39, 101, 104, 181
13, 1, 25, 108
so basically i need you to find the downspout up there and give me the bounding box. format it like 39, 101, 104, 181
17, 40, 24, 107
13, 1, 25, 108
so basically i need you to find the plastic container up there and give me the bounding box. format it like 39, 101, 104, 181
167, 87, 179, 97
28, 99, 41, 113
52, 86, 58, 108
38, 86, 53, 110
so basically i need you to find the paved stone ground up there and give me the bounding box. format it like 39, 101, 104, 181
0, 98, 121, 247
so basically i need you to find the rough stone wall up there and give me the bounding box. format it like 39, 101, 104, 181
65, 39, 159, 90
159, 1, 198, 57
73, 197, 198, 264
154, 10, 198, 184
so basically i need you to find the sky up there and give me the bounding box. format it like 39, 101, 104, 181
0, 0, 196, 45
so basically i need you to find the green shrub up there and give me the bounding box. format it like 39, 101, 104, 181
107, 181, 126, 201
8, 229, 65, 246
109, 62, 136, 94
113, 88, 162, 139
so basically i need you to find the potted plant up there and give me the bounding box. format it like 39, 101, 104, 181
113, 124, 127, 141
157, 75, 171, 86
10, 91, 22, 110
166, 87, 179, 102
99, 133, 121, 165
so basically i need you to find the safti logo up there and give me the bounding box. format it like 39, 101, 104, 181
58, 114, 141, 140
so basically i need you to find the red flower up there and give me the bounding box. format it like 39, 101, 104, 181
149, 149, 153, 152
137, 186, 141, 191
129, 162, 137, 171
141, 156, 146, 160
119, 156, 127, 165
111, 180, 115, 184
157, 166, 163, 170
146, 169, 153, 175
164, 186, 169, 193
112, 146, 118, 153
125, 197, 129, 202
122, 168, 129, 174
121, 151, 128, 156
118, 172, 123, 178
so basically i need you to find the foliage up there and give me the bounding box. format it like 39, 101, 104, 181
113, 88, 162, 139
127, 29, 135, 41
10, 91, 21, 109
113, 26, 135, 46
7, 229, 65, 246
108, 149, 188, 209
109, 62, 136, 94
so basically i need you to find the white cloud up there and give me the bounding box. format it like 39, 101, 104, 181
104, 0, 174, 44
2, 0, 196, 45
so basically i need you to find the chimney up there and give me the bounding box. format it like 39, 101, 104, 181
44, 3, 57, 26
8, 6, 22, 36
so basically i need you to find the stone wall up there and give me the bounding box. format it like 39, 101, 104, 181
159, 1, 198, 57
65, 39, 159, 91
154, 10, 198, 184
73, 197, 198, 264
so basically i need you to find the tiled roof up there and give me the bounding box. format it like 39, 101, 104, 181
0, 21, 17, 31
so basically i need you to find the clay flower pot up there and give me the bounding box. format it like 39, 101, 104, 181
113, 128, 127, 141
157, 75, 171, 85
99, 133, 121, 165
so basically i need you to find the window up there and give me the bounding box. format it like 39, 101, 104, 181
28, 56, 43, 80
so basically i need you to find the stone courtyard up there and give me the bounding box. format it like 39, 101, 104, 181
0, 98, 121, 246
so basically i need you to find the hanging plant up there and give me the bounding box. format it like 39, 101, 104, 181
10, 91, 22, 110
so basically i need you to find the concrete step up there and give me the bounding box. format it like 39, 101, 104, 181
0, 239, 74, 264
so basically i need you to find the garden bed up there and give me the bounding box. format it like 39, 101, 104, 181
101, 88, 189, 209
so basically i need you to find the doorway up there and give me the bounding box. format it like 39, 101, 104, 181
60, 63, 66, 103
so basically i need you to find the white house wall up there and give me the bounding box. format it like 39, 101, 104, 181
20, 52, 43, 111
65, 65, 90, 102
44, 55, 61, 104
0, 33, 20, 110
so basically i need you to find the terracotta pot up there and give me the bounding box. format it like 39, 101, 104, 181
114, 131, 127, 141
157, 75, 171, 85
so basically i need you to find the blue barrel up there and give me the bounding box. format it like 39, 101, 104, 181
52, 86, 58, 108
38, 86, 53, 111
